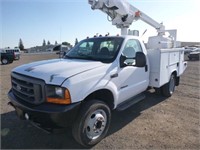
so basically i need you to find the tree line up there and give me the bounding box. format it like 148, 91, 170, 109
18, 38, 79, 50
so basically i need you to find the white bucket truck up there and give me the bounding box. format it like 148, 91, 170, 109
8, 0, 187, 147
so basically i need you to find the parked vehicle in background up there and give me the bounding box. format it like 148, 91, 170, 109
184, 47, 195, 54
188, 48, 200, 60
4, 47, 21, 60
54, 44, 70, 58
0, 49, 15, 65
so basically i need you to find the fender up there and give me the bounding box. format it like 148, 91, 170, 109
82, 80, 119, 108
62, 75, 119, 107
168, 67, 178, 82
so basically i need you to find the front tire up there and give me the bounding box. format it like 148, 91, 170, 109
162, 74, 176, 97
72, 100, 111, 147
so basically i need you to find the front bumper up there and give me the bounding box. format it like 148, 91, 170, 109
8, 90, 81, 130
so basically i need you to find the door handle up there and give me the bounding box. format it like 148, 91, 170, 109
110, 73, 118, 78
145, 65, 148, 72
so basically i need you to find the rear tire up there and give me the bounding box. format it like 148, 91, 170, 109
1, 58, 9, 64
162, 74, 176, 97
72, 100, 111, 147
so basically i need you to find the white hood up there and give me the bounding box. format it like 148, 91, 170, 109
12, 59, 105, 85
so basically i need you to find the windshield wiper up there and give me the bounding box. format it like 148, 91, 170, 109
65, 53, 109, 63
65, 53, 97, 61
64, 55, 74, 59
77, 53, 97, 60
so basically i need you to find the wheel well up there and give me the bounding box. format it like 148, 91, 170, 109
84, 89, 114, 110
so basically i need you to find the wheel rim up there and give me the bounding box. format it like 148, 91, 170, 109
85, 109, 107, 140
169, 75, 175, 94
2, 59, 8, 64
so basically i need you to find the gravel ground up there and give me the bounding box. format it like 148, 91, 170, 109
1, 53, 199, 149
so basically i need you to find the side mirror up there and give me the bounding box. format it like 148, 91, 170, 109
119, 54, 127, 68
135, 52, 146, 67
120, 52, 146, 68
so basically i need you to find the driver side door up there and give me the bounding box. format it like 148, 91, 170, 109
117, 39, 149, 105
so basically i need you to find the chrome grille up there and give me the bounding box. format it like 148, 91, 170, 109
11, 72, 45, 104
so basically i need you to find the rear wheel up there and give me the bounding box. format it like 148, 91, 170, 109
162, 74, 176, 97
1, 58, 9, 64
72, 100, 111, 147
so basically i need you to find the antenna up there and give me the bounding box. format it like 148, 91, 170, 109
141, 29, 147, 37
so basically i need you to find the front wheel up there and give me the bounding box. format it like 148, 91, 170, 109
162, 74, 176, 97
72, 100, 111, 147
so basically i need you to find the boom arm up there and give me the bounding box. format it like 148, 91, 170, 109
88, 0, 165, 35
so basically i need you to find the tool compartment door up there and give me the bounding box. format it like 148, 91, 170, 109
148, 48, 185, 88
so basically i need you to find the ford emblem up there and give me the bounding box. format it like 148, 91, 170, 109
16, 85, 22, 91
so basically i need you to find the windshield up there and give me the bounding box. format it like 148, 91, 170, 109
65, 37, 124, 63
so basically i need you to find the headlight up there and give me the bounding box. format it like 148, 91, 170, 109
46, 85, 71, 105
55, 87, 63, 97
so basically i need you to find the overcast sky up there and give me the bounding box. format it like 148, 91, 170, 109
1, 0, 200, 48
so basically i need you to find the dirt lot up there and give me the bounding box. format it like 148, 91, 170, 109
1, 53, 199, 149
